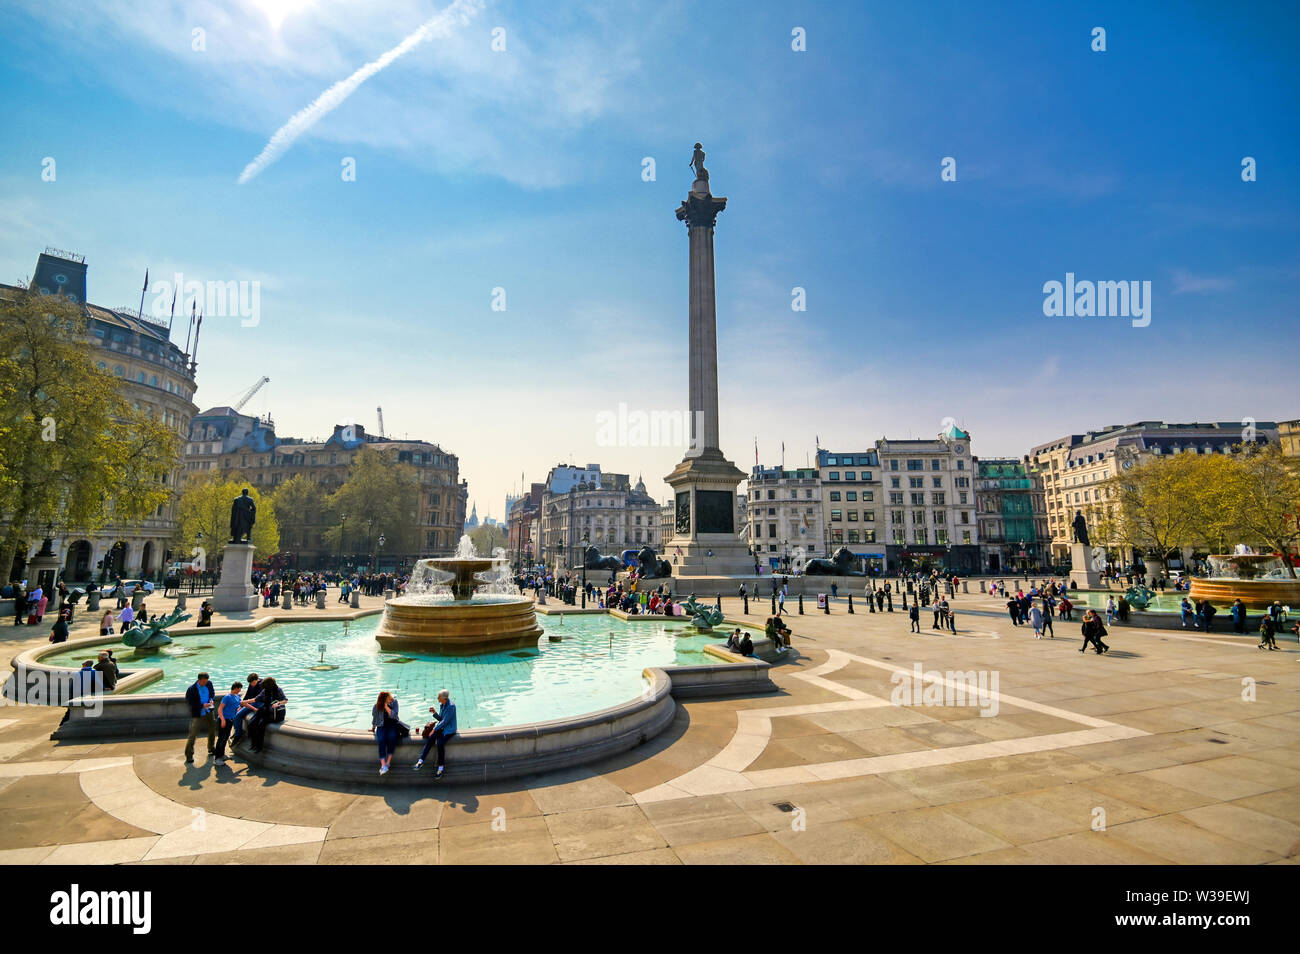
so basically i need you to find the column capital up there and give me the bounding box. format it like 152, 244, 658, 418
676, 191, 727, 229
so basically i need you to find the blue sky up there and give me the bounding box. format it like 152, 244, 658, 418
2, 0, 1297, 518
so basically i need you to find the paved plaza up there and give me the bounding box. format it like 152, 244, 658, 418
1, 590, 1297, 865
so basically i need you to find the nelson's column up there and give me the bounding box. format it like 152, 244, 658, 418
662, 143, 752, 577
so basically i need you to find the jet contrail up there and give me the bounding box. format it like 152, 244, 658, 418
238, 0, 482, 184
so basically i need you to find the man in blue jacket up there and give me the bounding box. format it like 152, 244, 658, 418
184, 672, 217, 763
414, 689, 457, 779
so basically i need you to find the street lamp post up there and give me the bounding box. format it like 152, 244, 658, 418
337, 513, 348, 577
581, 531, 589, 608
378, 533, 386, 572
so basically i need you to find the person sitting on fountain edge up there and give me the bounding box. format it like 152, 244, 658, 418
414, 689, 457, 779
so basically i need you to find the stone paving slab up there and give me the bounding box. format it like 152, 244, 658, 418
0, 600, 1296, 865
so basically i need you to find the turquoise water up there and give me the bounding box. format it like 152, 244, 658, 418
44, 614, 739, 730
1070, 591, 1200, 613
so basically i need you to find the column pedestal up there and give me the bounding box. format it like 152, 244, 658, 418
211, 543, 258, 613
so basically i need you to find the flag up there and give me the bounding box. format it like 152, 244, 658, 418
142, 268, 149, 292
167, 287, 176, 334
754, 438, 758, 467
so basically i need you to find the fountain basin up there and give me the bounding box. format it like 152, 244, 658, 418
1188, 578, 1300, 610
376, 595, 543, 654
1189, 553, 1300, 610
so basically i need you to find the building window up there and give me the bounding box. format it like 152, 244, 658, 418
911, 493, 924, 506
829, 472, 840, 481
847, 511, 858, 522
846, 491, 857, 502
829, 491, 841, 501
890, 492, 903, 505
864, 510, 875, 522
932, 493, 945, 506
830, 510, 842, 522
845, 471, 855, 481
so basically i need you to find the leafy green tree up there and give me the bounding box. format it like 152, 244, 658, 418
0, 285, 179, 579
322, 448, 420, 566
1223, 444, 1300, 577
175, 475, 279, 568
271, 474, 323, 555
469, 523, 507, 556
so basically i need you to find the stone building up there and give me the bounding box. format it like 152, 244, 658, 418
183, 414, 467, 570
815, 449, 883, 571
1029, 420, 1279, 568
538, 465, 660, 571
506, 483, 545, 569
1279, 419, 1300, 458
1, 249, 198, 583
974, 457, 1049, 574
876, 425, 980, 573
746, 465, 823, 569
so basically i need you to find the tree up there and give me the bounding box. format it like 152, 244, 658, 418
1105, 451, 1215, 576
0, 285, 179, 579
1222, 445, 1300, 577
271, 474, 323, 558
175, 475, 279, 569
469, 523, 507, 556
322, 448, 420, 566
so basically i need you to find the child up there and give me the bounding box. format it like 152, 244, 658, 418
215, 681, 243, 762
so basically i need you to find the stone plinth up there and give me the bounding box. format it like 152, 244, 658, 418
1069, 543, 1102, 589
211, 543, 258, 613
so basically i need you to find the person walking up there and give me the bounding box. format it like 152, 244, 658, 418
1078, 610, 1110, 655
1041, 600, 1055, 638
117, 603, 136, 634
1258, 616, 1279, 651
183, 672, 217, 763
1105, 596, 1117, 627
214, 681, 243, 763
414, 689, 457, 778
372, 691, 403, 775
1031, 604, 1044, 639
99, 609, 114, 636
908, 602, 920, 633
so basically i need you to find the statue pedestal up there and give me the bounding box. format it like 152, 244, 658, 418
663, 449, 754, 578
1069, 543, 1102, 590
212, 543, 258, 613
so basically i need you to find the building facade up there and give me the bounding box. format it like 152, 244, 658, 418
747, 465, 823, 568
876, 425, 980, 573
1029, 420, 1279, 568
974, 457, 1049, 573
2, 249, 198, 583
1279, 419, 1300, 458
183, 415, 467, 570
815, 449, 883, 571
537, 466, 660, 571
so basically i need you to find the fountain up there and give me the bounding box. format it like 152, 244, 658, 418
1190, 553, 1300, 610
375, 536, 543, 654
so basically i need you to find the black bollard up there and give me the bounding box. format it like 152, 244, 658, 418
886, 592, 893, 612
715, 595, 721, 613
771, 593, 777, 614
848, 594, 855, 614
823, 596, 830, 614
743, 593, 749, 614
798, 593, 804, 614
868, 592, 875, 613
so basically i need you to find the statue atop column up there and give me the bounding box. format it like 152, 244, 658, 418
230, 488, 257, 543
689, 142, 709, 183
1071, 510, 1090, 547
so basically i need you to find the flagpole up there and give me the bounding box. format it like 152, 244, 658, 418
183, 301, 195, 355
167, 288, 176, 338
137, 268, 149, 322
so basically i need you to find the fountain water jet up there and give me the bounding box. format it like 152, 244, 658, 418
375, 535, 542, 654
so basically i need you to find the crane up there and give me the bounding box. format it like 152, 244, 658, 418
233, 376, 270, 412
376, 406, 385, 438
